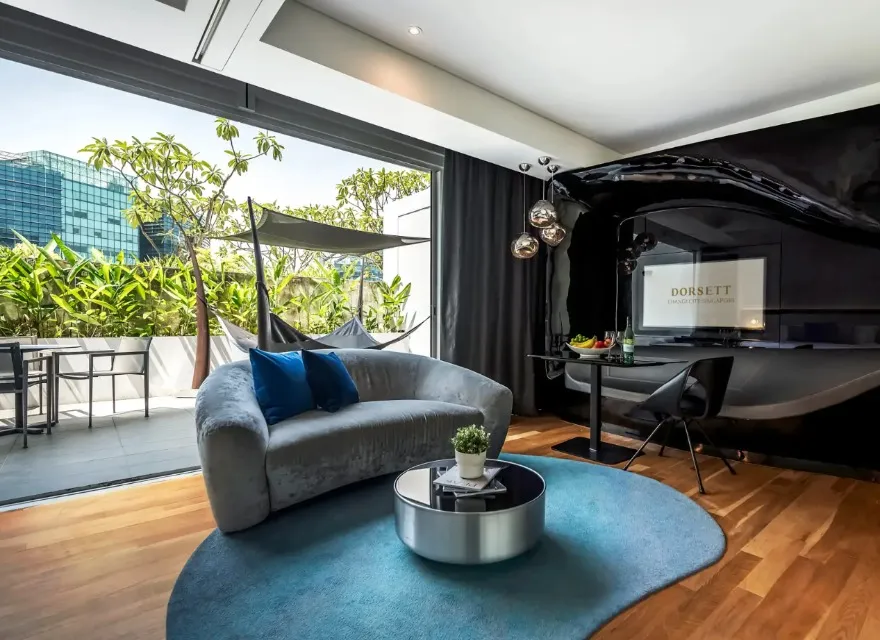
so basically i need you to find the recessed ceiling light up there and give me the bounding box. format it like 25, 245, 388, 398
408, 25, 422, 35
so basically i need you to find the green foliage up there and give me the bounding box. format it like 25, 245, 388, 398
80, 120, 284, 250
335, 168, 430, 234
335, 168, 430, 274
4, 120, 427, 346
365, 275, 411, 332
81, 119, 287, 385
451, 425, 490, 455
0, 233, 60, 338
0, 235, 412, 338
308, 260, 356, 331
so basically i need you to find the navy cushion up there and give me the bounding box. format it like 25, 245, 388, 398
249, 349, 315, 425
301, 351, 360, 412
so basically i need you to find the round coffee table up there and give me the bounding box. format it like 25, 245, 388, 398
393, 458, 545, 564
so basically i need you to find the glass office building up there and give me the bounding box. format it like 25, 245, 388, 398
0, 149, 138, 258
0, 151, 63, 248
25, 151, 138, 257
139, 215, 180, 259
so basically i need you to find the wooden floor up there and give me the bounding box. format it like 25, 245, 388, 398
2, 417, 879, 639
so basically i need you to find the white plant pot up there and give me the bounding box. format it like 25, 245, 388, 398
455, 450, 487, 479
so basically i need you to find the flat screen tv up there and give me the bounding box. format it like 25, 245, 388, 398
640, 257, 765, 330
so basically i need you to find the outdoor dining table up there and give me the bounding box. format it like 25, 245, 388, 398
0, 343, 81, 437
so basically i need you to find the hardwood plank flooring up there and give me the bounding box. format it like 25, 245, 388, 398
1, 416, 879, 639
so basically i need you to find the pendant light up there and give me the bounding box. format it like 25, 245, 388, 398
528, 156, 559, 228
540, 164, 566, 246
511, 163, 539, 259
541, 223, 567, 247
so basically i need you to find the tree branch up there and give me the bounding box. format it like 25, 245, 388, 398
133, 210, 162, 255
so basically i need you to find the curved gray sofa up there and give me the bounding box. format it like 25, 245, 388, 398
195, 349, 513, 532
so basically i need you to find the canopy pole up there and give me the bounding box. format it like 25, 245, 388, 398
248, 197, 271, 350
357, 256, 366, 321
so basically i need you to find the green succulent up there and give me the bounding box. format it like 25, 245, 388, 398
451, 424, 490, 455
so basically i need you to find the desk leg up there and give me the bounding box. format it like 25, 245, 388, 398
551, 363, 644, 465
589, 365, 603, 457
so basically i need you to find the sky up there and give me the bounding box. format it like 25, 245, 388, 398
0, 58, 410, 209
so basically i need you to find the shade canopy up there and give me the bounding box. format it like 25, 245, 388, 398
219, 206, 429, 254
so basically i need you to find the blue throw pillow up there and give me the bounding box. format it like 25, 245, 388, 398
301, 351, 359, 412
249, 349, 315, 425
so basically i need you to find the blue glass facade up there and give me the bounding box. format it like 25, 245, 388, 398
0, 152, 63, 248
0, 150, 138, 258
26, 151, 139, 258
139, 215, 180, 259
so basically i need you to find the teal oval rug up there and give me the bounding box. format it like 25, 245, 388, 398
168, 454, 724, 639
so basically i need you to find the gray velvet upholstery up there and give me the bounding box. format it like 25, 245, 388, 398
195, 349, 513, 532
266, 400, 482, 511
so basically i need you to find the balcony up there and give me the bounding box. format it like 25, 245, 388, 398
0, 395, 197, 506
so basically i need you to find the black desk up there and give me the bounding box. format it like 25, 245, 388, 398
529, 353, 685, 464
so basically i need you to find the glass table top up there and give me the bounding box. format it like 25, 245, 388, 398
394, 459, 545, 513
529, 353, 685, 367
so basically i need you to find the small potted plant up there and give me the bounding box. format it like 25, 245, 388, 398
451, 425, 491, 479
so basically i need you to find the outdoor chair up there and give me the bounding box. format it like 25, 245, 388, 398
0, 336, 48, 417
54, 337, 152, 427
0, 341, 52, 448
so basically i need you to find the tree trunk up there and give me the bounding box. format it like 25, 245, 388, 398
189, 250, 211, 389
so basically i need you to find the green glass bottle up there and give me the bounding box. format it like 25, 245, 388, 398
623, 316, 635, 365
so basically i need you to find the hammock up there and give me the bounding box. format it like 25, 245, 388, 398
213, 311, 257, 353
270, 314, 430, 350
213, 308, 429, 354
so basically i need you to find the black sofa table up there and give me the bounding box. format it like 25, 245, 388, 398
529, 353, 685, 464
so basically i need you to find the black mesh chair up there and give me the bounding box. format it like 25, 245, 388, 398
623, 356, 736, 494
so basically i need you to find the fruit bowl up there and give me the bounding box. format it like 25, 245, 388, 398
566, 343, 613, 358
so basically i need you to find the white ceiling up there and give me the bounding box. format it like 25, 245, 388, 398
2, 0, 218, 63
299, 0, 880, 153
6, 0, 880, 174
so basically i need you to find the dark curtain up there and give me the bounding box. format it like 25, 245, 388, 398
439, 150, 546, 415
566, 213, 619, 337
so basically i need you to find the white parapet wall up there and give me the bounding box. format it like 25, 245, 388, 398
1, 332, 411, 409
382, 189, 432, 357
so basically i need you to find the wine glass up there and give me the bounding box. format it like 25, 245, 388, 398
604, 331, 618, 361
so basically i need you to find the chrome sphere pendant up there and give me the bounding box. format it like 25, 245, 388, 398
511, 233, 540, 259
528, 199, 558, 228
541, 223, 566, 247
